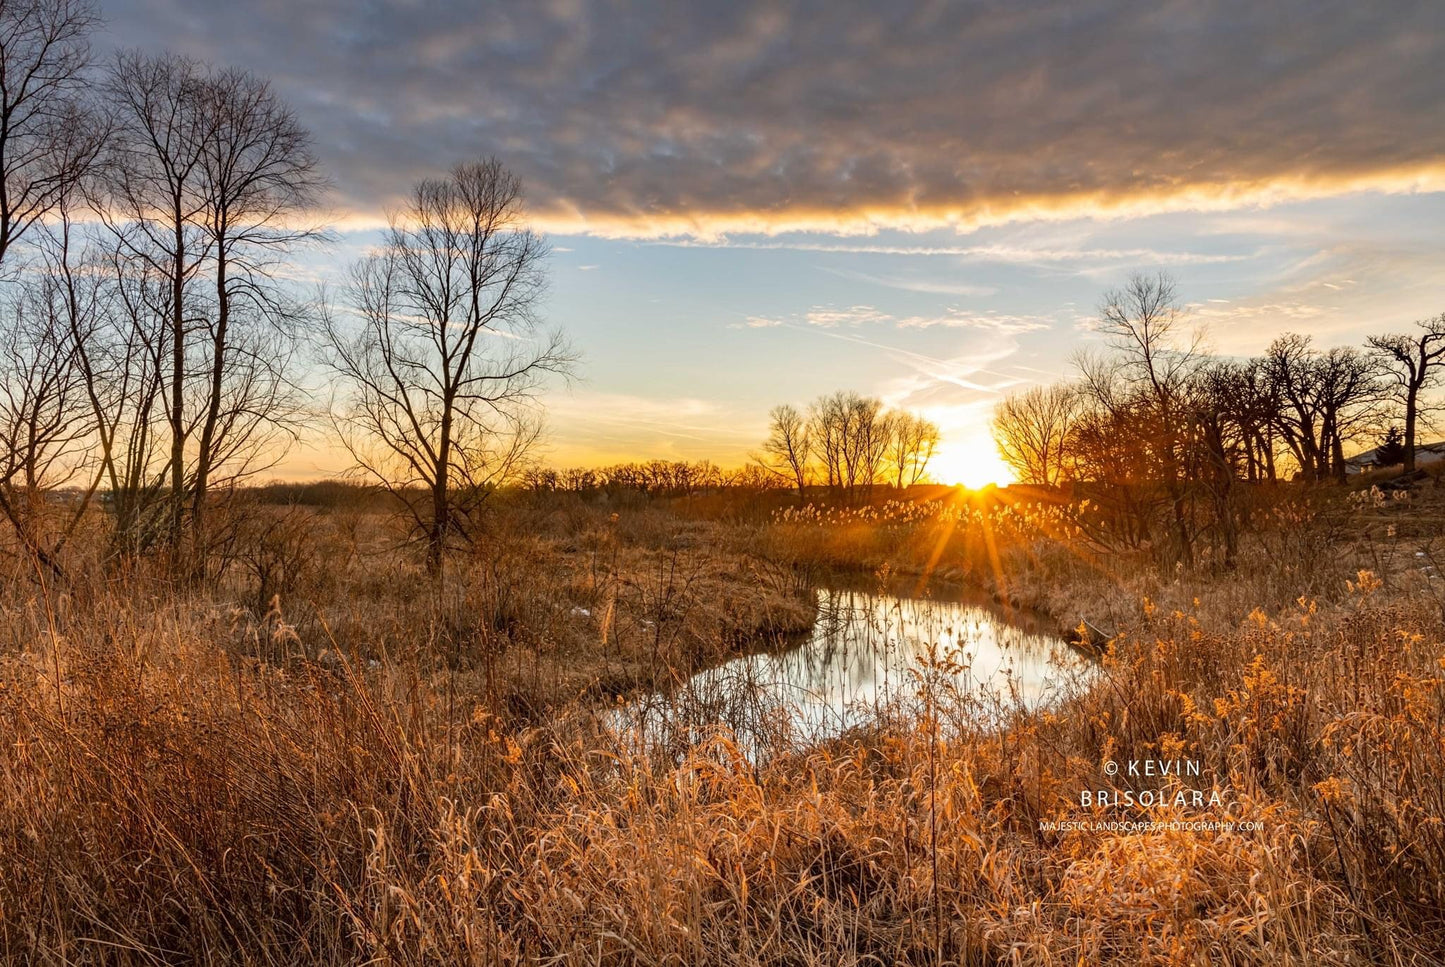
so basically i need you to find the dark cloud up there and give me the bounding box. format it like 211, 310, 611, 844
100, 0, 1445, 236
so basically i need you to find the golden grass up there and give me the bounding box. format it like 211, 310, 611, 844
0, 486, 1442, 963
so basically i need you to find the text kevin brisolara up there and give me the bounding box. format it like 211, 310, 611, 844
1082, 758, 1232, 809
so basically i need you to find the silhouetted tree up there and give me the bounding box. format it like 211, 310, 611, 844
0, 272, 88, 575
759, 403, 810, 496
1263, 334, 1330, 481
1369, 314, 1445, 472
993, 383, 1079, 486
1376, 425, 1406, 468
1088, 271, 1202, 566
0, 0, 105, 574
104, 53, 320, 569
188, 64, 324, 561
0, 0, 103, 270
883, 411, 939, 488
323, 158, 572, 576
105, 52, 212, 551
1313, 346, 1385, 481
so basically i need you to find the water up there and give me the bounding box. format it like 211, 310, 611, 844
616, 585, 1084, 754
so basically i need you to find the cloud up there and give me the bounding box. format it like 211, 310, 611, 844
894, 310, 1052, 334
758, 304, 1056, 333
821, 266, 997, 296
103, 0, 1445, 238
669, 239, 1251, 265
545, 390, 755, 442
736, 315, 783, 328
804, 305, 892, 328
888, 278, 998, 295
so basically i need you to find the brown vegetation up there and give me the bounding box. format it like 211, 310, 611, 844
0, 470, 1443, 963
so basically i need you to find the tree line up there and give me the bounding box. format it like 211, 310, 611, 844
521, 460, 784, 497
758, 390, 940, 497
519, 394, 945, 503
0, 0, 569, 579
992, 271, 1445, 567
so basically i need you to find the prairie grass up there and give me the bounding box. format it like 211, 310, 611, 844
0, 483, 1442, 963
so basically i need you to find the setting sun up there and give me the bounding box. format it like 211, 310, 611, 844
929, 434, 1015, 489
930, 449, 1014, 489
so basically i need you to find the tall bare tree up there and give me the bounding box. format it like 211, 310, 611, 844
1315, 346, 1385, 482
1088, 271, 1202, 566
759, 403, 810, 496
1262, 333, 1328, 481
1369, 315, 1445, 471
0, 0, 104, 576
103, 52, 319, 566
884, 411, 939, 488
55, 203, 171, 555
323, 159, 571, 576
807, 391, 891, 498
993, 383, 1079, 486
1264, 335, 1384, 481
188, 65, 322, 556
810, 392, 846, 493
104, 52, 212, 551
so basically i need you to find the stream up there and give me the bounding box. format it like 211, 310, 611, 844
615, 584, 1085, 753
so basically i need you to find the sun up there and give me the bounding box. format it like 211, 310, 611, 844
928, 438, 1015, 490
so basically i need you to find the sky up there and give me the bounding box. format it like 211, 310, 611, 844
100, 0, 1445, 485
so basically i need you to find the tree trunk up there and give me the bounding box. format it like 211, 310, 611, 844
192, 238, 230, 573
429, 403, 453, 579
1405, 384, 1419, 472
168, 211, 186, 556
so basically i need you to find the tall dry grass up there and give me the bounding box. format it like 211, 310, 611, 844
0, 483, 1441, 963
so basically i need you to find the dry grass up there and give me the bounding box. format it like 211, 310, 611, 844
0, 484, 1442, 963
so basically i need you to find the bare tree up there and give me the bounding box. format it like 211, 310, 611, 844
0, 0, 103, 271
1315, 346, 1385, 481
992, 383, 1079, 486
1090, 271, 1202, 566
1231, 359, 1281, 483
884, 411, 939, 488
1097, 272, 1202, 400
810, 393, 846, 493
0, 0, 106, 577
1368, 315, 1445, 472
1264, 335, 1384, 481
188, 65, 323, 558
103, 52, 319, 568
1262, 333, 1328, 481
840, 393, 884, 493
812, 392, 887, 497
60, 215, 171, 555
104, 51, 213, 551
323, 158, 572, 576
759, 403, 810, 496
0, 271, 89, 575
1190, 361, 1254, 566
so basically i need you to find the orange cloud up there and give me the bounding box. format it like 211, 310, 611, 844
523, 165, 1445, 240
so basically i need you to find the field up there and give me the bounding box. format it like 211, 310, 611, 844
1, 476, 1444, 965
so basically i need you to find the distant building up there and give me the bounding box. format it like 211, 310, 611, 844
1346, 440, 1445, 475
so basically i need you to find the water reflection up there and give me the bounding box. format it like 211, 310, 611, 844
617, 587, 1082, 753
